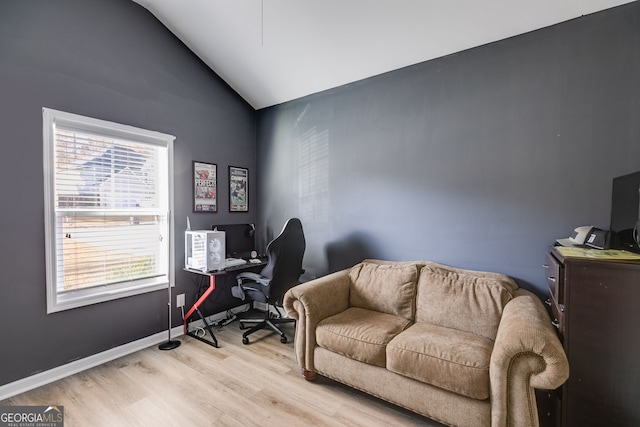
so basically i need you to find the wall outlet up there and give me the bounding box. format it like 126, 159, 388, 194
176, 293, 185, 308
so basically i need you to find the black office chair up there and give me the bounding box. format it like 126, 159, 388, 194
232, 218, 306, 344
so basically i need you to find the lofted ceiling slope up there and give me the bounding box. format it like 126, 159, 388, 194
132, 0, 636, 110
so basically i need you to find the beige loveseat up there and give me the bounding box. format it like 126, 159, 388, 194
283, 259, 569, 427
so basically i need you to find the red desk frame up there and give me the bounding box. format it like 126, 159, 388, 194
183, 269, 223, 347
183, 263, 265, 348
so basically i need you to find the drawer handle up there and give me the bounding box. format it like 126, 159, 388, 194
547, 276, 556, 283
542, 264, 549, 269
551, 319, 560, 329
545, 298, 552, 306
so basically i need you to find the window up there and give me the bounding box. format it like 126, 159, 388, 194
43, 108, 174, 313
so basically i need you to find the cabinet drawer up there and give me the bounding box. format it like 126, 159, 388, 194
545, 293, 565, 338
544, 252, 564, 304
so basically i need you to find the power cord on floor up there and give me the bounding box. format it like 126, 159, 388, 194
212, 310, 239, 330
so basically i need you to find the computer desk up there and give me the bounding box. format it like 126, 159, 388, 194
183, 261, 266, 348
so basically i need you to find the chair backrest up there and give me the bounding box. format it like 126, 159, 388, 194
260, 218, 306, 301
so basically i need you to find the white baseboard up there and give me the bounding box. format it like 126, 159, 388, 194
0, 305, 255, 402
0, 326, 183, 402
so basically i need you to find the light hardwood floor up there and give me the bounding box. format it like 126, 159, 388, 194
1, 322, 444, 426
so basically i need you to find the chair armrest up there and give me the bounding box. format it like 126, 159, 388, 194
283, 269, 351, 371
490, 289, 569, 427
236, 272, 269, 286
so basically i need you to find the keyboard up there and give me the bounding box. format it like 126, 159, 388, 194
225, 257, 247, 267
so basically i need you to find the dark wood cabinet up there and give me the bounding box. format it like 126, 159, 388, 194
536, 388, 562, 427
543, 246, 640, 427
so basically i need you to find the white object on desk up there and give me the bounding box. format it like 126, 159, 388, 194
225, 257, 247, 267
185, 230, 226, 271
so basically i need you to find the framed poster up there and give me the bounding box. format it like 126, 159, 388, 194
193, 161, 217, 212
229, 166, 248, 212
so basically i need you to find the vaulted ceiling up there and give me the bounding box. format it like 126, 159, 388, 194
133, 0, 635, 109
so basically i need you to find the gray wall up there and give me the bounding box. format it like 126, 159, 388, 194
2, 0, 639, 391
257, 2, 640, 294
0, 0, 256, 386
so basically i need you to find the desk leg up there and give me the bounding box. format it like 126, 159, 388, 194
183, 275, 218, 348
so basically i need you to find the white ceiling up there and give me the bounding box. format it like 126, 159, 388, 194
133, 0, 635, 110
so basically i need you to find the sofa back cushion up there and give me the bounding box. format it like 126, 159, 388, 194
416, 262, 517, 340
348, 261, 418, 321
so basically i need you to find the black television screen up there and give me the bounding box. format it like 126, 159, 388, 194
211, 223, 256, 258
610, 171, 640, 252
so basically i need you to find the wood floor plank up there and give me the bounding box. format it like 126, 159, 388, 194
0, 322, 443, 426
118, 397, 183, 427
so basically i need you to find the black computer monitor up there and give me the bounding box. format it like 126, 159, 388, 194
610, 171, 640, 252
211, 223, 256, 259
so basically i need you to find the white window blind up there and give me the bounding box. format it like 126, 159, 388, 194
43, 108, 174, 313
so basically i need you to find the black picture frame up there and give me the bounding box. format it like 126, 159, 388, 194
193, 161, 217, 212
229, 166, 248, 212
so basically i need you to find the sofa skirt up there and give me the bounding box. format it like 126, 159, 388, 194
313, 346, 491, 427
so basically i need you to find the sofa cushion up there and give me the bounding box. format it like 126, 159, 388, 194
316, 307, 411, 368
387, 322, 494, 400
416, 263, 517, 340
348, 261, 418, 320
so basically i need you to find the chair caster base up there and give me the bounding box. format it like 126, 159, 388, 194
242, 336, 249, 345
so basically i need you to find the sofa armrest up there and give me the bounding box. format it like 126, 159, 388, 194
490, 289, 569, 427
283, 269, 351, 372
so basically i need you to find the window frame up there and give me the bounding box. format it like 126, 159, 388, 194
42, 107, 175, 314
